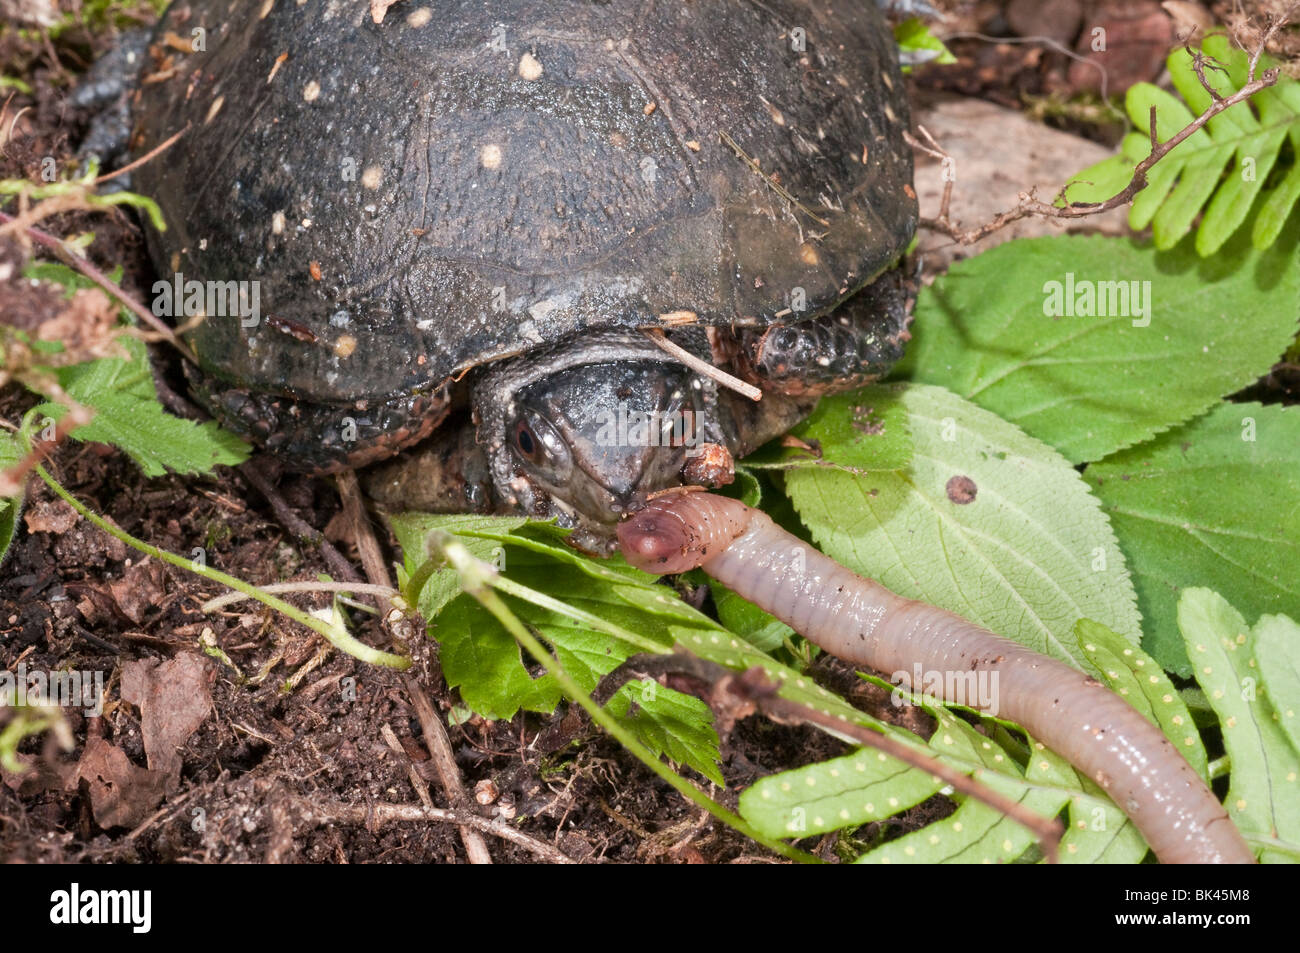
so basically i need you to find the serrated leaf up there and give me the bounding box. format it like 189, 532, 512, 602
21, 262, 249, 476
435, 593, 564, 718
784, 383, 1141, 675
605, 680, 723, 786
898, 228, 1300, 463
743, 385, 912, 474
396, 515, 732, 718
33, 335, 249, 477
1076, 618, 1208, 782
1178, 589, 1298, 863
1063, 36, 1300, 255
1086, 402, 1300, 676
0, 429, 23, 567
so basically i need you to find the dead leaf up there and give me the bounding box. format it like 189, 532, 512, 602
23, 498, 78, 534
77, 736, 166, 829
120, 654, 212, 792
108, 558, 168, 625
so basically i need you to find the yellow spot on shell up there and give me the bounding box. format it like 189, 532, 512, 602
406, 8, 431, 27
480, 144, 503, 169
361, 165, 383, 190
798, 243, 820, 266
303, 80, 321, 102
334, 334, 356, 358
518, 52, 543, 81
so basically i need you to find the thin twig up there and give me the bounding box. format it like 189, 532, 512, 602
908, 13, 1289, 248
0, 210, 195, 361
94, 126, 186, 184
336, 469, 393, 609
380, 722, 435, 810
642, 329, 763, 402
282, 795, 575, 863
405, 676, 494, 864
239, 460, 362, 583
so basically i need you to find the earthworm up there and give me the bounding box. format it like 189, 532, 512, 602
618, 492, 1255, 864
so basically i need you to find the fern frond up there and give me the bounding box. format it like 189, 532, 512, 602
1065, 34, 1300, 255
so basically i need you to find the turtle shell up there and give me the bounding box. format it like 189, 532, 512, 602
131, 0, 915, 407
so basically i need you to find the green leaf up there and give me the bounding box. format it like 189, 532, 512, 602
20, 264, 248, 477
1075, 618, 1208, 782
1255, 616, 1300, 758
1063, 36, 1300, 255
1086, 402, 1300, 675
856, 711, 1069, 864
1178, 589, 1298, 862
743, 385, 912, 474
740, 747, 944, 840
389, 512, 529, 616
893, 18, 956, 69
712, 584, 794, 654
32, 334, 250, 477
395, 515, 733, 719
785, 383, 1141, 675
604, 680, 723, 786
898, 228, 1300, 463
0, 429, 23, 567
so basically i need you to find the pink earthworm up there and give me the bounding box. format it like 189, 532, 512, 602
617, 492, 1255, 865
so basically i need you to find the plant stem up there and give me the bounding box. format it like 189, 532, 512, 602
438, 538, 819, 864
32, 460, 410, 669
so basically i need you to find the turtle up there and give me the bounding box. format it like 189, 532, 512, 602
126, 0, 918, 551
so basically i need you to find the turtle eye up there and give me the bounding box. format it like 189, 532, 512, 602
511, 411, 572, 478
514, 420, 539, 460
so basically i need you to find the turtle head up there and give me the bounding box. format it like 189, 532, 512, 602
474, 330, 731, 550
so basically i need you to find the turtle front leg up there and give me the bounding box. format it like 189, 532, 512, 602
716, 266, 914, 399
